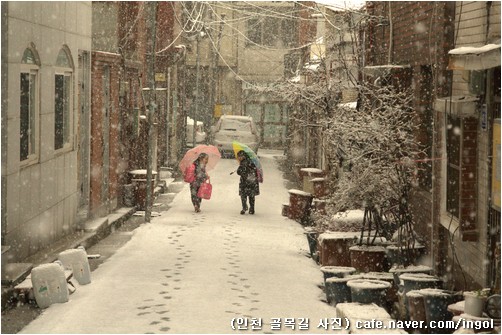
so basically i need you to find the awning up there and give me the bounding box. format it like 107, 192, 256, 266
447, 44, 501, 70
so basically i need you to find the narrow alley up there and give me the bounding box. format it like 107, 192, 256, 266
19, 151, 341, 334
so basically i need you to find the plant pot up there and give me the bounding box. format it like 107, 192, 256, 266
304, 229, 319, 262
420, 288, 463, 333
300, 168, 324, 194
293, 164, 308, 185
360, 272, 397, 310
312, 178, 327, 198
406, 290, 427, 323
325, 274, 362, 306
318, 232, 359, 267
399, 273, 442, 293
287, 189, 313, 224
281, 203, 290, 217
312, 199, 327, 215
320, 266, 357, 283
347, 279, 391, 307
349, 245, 387, 273
399, 273, 442, 320
463, 291, 488, 317
389, 265, 433, 286
386, 244, 425, 267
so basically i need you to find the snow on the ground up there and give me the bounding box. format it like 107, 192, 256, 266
20, 150, 345, 334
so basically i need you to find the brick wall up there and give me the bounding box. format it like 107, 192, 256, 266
366, 1, 455, 256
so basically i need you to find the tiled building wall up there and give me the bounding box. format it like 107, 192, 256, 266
2, 2, 92, 261
443, 1, 501, 288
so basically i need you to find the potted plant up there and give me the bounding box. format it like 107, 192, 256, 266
349, 205, 389, 273
463, 288, 490, 317
319, 84, 424, 273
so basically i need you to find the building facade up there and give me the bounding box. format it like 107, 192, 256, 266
366, 1, 501, 289
434, 1, 501, 289
183, 2, 299, 149
1, 1, 92, 261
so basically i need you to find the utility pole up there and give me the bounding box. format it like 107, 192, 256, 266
145, 1, 158, 223
192, 32, 201, 147
208, 15, 225, 141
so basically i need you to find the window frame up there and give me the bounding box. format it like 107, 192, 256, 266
54, 48, 74, 153
19, 48, 40, 166
446, 115, 461, 218
440, 112, 479, 241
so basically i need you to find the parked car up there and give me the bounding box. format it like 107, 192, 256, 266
186, 116, 206, 147
211, 115, 260, 157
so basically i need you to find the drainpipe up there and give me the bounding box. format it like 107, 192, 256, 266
193, 33, 200, 147
145, 1, 158, 223
388, 3, 393, 64
166, 67, 171, 166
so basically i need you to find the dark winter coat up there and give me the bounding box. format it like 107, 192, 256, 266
190, 161, 208, 193
237, 157, 260, 197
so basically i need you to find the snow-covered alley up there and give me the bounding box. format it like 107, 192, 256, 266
20, 150, 343, 334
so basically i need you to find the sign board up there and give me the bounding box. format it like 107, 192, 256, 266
214, 104, 232, 118
492, 119, 501, 210
155, 73, 166, 82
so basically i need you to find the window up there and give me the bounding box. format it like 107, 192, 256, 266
54, 48, 73, 150
446, 116, 461, 217
417, 66, 433, 191
20, 47, 39, 162
444, 114, 478, 241
247, 15, 297, 47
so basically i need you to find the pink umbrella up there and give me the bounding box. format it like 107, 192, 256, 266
179, 145, 221, 173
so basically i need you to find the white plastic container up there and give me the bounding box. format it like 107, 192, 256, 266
31, 263, 69, 308
58, 248, 91, 285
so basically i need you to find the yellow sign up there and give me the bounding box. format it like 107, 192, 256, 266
214, 104, 222, 118
214, 104, 232, 118
492, 119, 501, 210
155, 73, 166, 82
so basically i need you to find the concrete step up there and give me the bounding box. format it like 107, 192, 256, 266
1, 263, 33, 287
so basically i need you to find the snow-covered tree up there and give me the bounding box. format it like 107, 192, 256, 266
273, 6, 425, 257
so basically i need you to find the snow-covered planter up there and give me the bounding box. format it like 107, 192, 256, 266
349, 245, 388, 273
399, 273, 442, 294
318, 232, 359, 267
405, 290, 427, 322
325, 274, 362, 306
320, 266, 356, 283
287, 189, 313, 224
463, 289, 490, 317
311, 177, 327, 198
386, 243, 425, 268
399, 273, 442, 320
293, 164, 308, 184
303, 227, 319, 263
313, 209, 365, 234
388, 264, 433, 286
312, 199, 327, 215
281, 203, 290, 217
299, 168, 325, 192
360, 271, 397, 307
347, 279, 391, 307
419, 288, 463, 332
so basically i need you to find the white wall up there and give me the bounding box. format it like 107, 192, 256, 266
3, 1, 92, 261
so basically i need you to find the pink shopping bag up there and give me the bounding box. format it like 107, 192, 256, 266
197, 179, 212, 200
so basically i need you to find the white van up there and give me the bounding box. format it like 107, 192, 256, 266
211, 115, 259, 157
